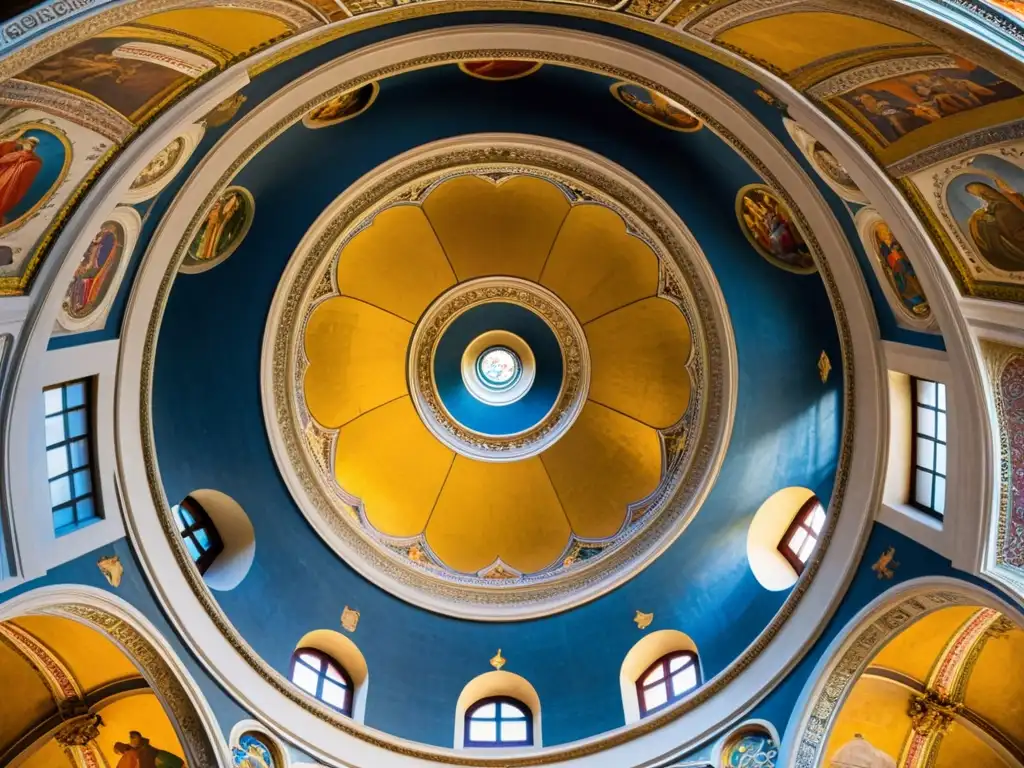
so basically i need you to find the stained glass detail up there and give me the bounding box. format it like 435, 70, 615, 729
476, 346, 521, 390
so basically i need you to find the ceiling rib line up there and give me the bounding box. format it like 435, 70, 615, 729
580, 293, 657, 327
420, 452, 457, 535
537, 453, 576, 538
339, 294, 416, 327
534, 207, 573, 285
420, 208, 461, 285
333, 393, 410, 432
586, 397, 663, 432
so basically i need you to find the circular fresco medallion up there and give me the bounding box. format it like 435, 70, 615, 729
58, 206, 141, 332
735, 183, 816, 274
854, 207, 932, 329
265, 138, 734, 618
302, 83, 378, 129
610, 82, 702, 132
783, 119, 865, 204
232, 732, 276, 768
719, 726, 778, 767
458, 60, 543, 80
124, 124, 205, 204
133, 138, 184, 190
0, 122, 72, 236
180, 185, 254, 273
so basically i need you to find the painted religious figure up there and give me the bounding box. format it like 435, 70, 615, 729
64, 220, 124, 319
811, 141, 858, 192
458, 60, 543, 80
131, 137, 185, 190
232, 733, 275, 768
946, 155, 1024, 273
0, 123, 68, 233
735, 184, 815, 273
837, 57, 1020, 145
113, 732, 184, 768
185, 186, 253, 267
610, 82, 702, 132
872, 221, 930, 318
303, 83, 378, 129
18, 37, 193, 121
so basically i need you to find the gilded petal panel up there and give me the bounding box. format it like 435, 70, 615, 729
422, 175, 570, 281
541, 402, 661, 539
303, 296, 411, 429
586, 297, 691, 429
540, 204, 659, 322
337, 205, 456, 322
426, 456, 570, 573
335, 396, 455, 538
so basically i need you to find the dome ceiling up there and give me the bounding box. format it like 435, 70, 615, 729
300, 172, 692, 579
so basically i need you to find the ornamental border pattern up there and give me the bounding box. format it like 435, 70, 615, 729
806, 54, 959, 100
0, 80, 132, 143
981, 340, 1024, 575
136, 48, 856, 764
279, 160, 700, 599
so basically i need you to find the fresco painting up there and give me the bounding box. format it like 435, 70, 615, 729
17, 37, 196, 122
232, 733, 276, 768
458, 60, 543, 80
303, 83, 378, 128
0, 123, 70, 234
836, 57, 1021, 146
946, 155, 1024, 273
736, 184, 816, 273
610, 82, 702, 132
112, 731, 184, 768
64, 220, 124, 320
871, 221, 930, 318
721, 731, 778, 767
184, 186, 253, 268
131, 137, 185, 190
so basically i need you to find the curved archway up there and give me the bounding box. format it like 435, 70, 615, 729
781, 577, 1024, 768
0, 585, 228, 768
454, 670, 542, 749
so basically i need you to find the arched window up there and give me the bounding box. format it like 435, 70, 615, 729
290, 648, 354, 716
636, 650, 700, 717
777, 495, 825, 575
174, 496, 224, 575
464, 696, 533, 747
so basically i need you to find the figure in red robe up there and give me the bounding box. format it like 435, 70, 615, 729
0, 135, 41, 226
124, 732, 185, 768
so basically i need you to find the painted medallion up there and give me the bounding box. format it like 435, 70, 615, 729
811, 141, 857, 191
735, 184, 815, 273
721, 730, 778, 767
0, 123, 71, 235
131, 137, 185, 190
946, 154, 1024, 273
303, 83, 378, 129
610, 82, 702, 132
232, 733, 275, 768
458, 60, 543, 80
184, 186, 254, 269
64, 220, 125, 319
203, 93, 248, 128
871, 221, 930, 318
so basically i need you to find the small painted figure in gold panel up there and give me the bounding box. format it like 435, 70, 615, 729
610, 82, 702, 133
872, 221, 930, 319
947, 155, 1024, 273
836, 57, 1020, 147
735, 184, 815, 274
97, 554, 124, 587
184, 186, 254, 268
303, 83, 378, 129
458, 60, 543, 81
131, 138, 185, 191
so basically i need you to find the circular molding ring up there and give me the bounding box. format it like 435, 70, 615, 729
411, 276, 589, 460
461, 331, 534, 406
102, 24, 889, 768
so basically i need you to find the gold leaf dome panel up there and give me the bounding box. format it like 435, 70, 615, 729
302, 174, 690, 578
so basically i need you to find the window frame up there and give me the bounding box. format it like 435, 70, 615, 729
635, 650, 701, 718
909, 376, 947, 520
289, 648, 354, 717
44, 378, 102, 536
776, 496, 825, 575
174, 496, 224, 575
463, 695, 534, 748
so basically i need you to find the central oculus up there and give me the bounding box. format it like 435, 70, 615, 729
478, 348, 519, 388
460, 329, 537, 407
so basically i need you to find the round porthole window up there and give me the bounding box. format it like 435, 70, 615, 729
476, 346, 522, 390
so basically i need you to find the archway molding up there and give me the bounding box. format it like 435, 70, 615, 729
779, 576, 1024, 768
0, 584, 229, 768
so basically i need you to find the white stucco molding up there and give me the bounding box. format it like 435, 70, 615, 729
779, 576, 1024, 768
110, 25, 884, 768
0, 584, 231, 768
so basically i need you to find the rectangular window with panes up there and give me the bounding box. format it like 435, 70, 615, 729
911, 377, 947, 518
44, 379, 101, 535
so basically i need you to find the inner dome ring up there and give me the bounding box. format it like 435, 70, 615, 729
462, 331, 535, 405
